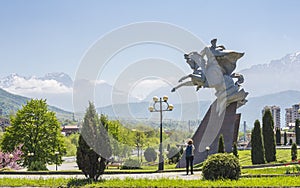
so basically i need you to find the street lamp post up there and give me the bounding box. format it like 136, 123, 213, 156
205, 146, 210, 159
27, 152, 34, 169
54, 151, 59, 171
149, 96, 174, 171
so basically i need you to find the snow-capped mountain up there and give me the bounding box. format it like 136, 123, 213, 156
242, 51, 300, 72
0, 73, 27, 88
42, 72, 73, 87
0, 72, 140, 111
0, 72, 73, 110
0, 72, 73, 89
240, 51, 300, 97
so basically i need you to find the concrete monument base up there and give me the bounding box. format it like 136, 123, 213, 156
176, 100, 240, 168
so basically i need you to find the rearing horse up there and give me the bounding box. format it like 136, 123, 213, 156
171, 51, 245, 92
171, 52, 207, 92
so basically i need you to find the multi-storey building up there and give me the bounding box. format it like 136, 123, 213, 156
285, 103, 300, 128
285, 108, 293, 127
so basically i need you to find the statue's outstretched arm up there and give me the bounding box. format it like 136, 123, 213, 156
199, 47, 208, 57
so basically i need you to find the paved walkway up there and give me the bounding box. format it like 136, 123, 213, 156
0, 171, 201, 180
4, 157, 202, 180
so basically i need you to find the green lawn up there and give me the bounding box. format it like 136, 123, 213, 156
107, 149, 294, 173
242, 166, 292, 175
1, 176, 300, 187
238, 148, 292, 166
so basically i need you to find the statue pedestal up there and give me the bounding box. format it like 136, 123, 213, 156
176, 100, 240, 168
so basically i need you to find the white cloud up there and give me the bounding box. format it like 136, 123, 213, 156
129, 79, 168, 100
5, 76, 72, 95
93, 79, 107, 85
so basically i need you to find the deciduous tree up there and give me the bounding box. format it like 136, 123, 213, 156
1, 99, 66, 170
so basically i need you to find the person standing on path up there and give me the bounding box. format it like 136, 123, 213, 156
185, 139, 195, 175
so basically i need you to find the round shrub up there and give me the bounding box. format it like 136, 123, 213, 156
121, 159, 141, 169
202, 153, 241, 180
144, 147, 157, 162
167, 146, 181, 164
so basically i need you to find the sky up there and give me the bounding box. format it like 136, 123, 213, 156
1, 0, 300, 80
1, 0, 300, 112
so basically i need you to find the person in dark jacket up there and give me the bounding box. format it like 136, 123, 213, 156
185, 139, 195, 175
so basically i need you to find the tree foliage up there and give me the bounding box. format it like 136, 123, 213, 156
76, 102, 112, 181
1, 99, 66, 170
218, 134, 225, 153
107, 120, 131, 159
251, 120, 265, 165
262, 109, 276, 162
0, 144, 23, 170
63, 134, 79, 156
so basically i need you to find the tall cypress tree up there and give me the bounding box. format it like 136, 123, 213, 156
232, 142, 239, 158
284, 131, 288, 146
291, 142, 298, 161
218, 134, 225, 153
275, 128, 281, 146
251, 120, 265, 164
295, 119, 300, 145
76, 102, 112, 181
262, 109, 276, 162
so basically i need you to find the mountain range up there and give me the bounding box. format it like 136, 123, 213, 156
240, 51, 300, 97
0, 87, 73, 120
1, 51, 300, 128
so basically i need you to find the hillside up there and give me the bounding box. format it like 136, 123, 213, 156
0, 88, 73, 120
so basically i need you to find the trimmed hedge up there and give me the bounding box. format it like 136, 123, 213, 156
121, 159, 141, 169
202, 153, 241, 180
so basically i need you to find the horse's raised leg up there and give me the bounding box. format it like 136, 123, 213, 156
178, 75, 191, 83
171, 81, 194, 92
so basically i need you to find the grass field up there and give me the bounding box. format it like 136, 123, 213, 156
106, 148, 291, 171
238, 148, 292, 166
106, 148, 296, 174
0, 176, 300, 187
